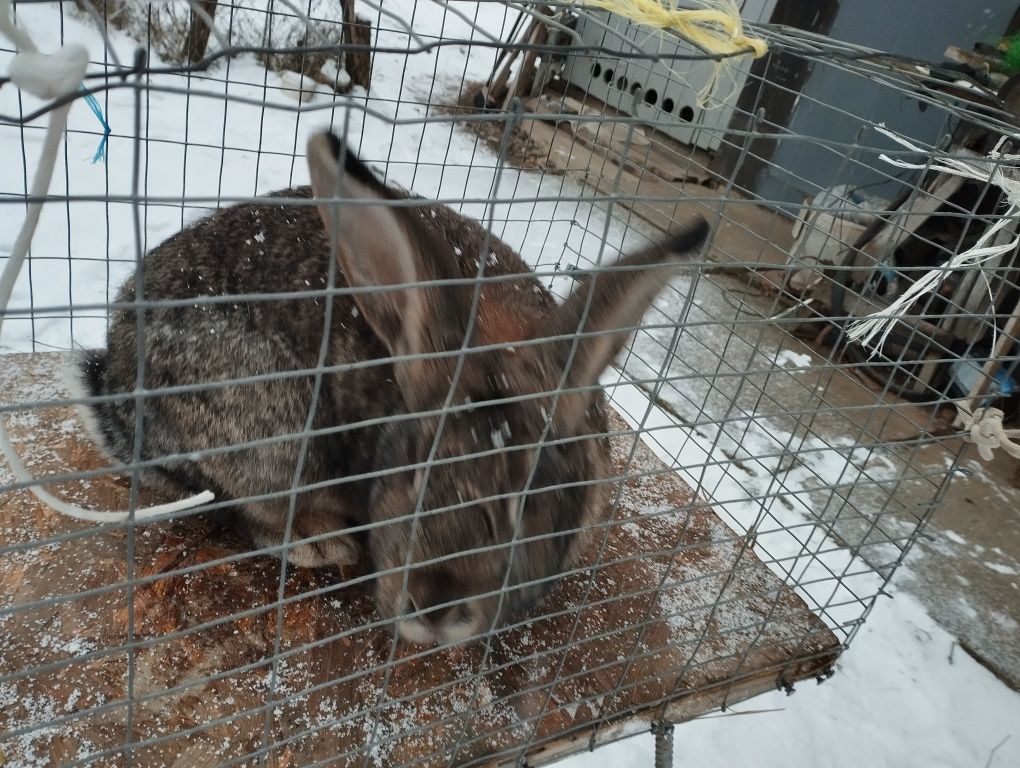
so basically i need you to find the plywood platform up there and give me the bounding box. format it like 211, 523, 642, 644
0, 353, 839, 768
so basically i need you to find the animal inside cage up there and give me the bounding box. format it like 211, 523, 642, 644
1, 1, 1019, 767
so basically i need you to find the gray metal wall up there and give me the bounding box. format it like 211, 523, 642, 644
754, 0, 1017, 211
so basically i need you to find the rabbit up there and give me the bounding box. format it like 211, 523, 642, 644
78, 129, 709, 646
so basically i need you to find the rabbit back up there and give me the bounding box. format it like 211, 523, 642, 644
85, 189, 389, 564
83, 184, 555, 567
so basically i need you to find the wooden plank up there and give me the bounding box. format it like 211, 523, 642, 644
518, 662, 830, 768
864, 171, 968, 259
954, 294, 1020, 426
512, 92, 792, 266
0, 352, 839, 767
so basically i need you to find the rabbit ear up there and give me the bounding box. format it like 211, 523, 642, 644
543, 219, 710, 431
307, 132, 469, 409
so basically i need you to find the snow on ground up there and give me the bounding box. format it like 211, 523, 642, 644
1, 2, 1018, 766
560, 592, 1020, 768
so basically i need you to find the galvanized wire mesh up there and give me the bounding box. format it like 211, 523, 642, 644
1, 1, 1017, 767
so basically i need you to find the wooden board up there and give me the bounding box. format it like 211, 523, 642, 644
0, 353, 839, 768
509, 92, 794, 269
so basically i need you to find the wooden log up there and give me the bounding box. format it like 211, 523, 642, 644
182, 0, 219, 65
944, 45, 1008, 75
488, 47, 523, 108
487, 17, 538, 107
954, 294, 1020, 426
342, 0, 373, 91
503, 18, 547, 111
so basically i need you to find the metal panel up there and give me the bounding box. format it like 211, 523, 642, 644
561, 1, 776, 151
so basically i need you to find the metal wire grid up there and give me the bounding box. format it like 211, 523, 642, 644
0, 1, 1016, 767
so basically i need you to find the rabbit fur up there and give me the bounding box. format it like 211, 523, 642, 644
78, 131, 709, 645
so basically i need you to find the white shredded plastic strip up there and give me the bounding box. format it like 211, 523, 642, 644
845, 126, 1020, 356
843, 125, 1020, 462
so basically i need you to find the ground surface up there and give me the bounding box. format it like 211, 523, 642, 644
0, 2, 1018, 767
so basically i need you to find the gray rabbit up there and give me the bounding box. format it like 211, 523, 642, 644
79, 131, 709, 645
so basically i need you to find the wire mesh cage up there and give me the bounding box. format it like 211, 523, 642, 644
1, 1, 1018, 767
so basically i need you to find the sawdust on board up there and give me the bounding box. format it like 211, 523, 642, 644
1, 353, 837, 765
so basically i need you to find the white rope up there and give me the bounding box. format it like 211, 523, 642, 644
0, 0, 214, 523
0, 0, 36, 53
845, 126, 1020, 354
958, 406, 1020, 461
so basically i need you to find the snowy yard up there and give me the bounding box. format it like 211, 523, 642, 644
1, 1, 1018, 766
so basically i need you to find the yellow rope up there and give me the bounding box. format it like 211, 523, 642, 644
574, 0, 768, 59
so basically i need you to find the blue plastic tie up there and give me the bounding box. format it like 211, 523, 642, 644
79, 85, 111, 164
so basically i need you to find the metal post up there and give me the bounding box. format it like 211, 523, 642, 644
651, 720, 674, 768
